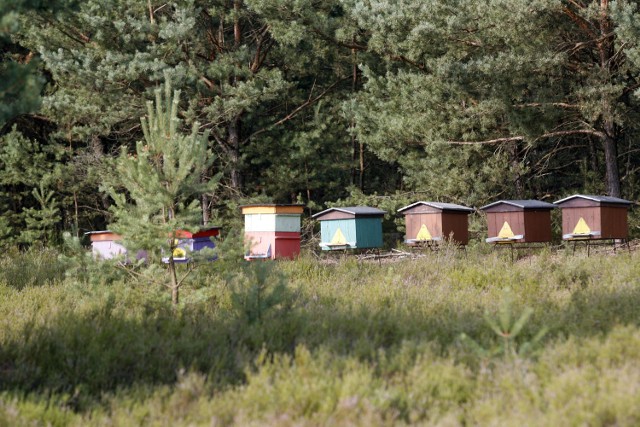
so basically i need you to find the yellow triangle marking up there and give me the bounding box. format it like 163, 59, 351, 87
330, 228, 347, 245
416, 224, 432, 241
498, 221, 515, 239
572, 217, 591, 235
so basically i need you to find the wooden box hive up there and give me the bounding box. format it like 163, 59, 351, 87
398, 201, 474, 246
86, 230, 127, 260
240, 204, 304, 260
554, 195, 632, 240
312, 206, 386, 250
165, 227, 222, 263
480, 200, 556, 244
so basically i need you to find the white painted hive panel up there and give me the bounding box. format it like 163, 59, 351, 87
244, 214, 301, 232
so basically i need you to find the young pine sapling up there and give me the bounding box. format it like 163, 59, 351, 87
104, 76, 219, 304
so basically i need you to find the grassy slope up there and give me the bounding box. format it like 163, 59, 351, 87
1, 247, 640, 426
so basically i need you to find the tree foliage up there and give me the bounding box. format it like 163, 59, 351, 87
1, 0, 639, 247
104, 76, 218, 304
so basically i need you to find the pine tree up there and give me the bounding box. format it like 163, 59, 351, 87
0, 127, 64, 246
20, 182, 61, 246
0, 0, 74, 127
15, 0, 362, 206
104, 76, 218, 305
347, 0, 640, 200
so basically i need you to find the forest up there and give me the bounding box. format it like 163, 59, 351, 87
3, 1, 640, 426
3, 0, 640, 244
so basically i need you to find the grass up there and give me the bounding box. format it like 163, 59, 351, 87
0, 246, 640, 425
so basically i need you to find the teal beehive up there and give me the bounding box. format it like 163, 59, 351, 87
312, 206, 386, 250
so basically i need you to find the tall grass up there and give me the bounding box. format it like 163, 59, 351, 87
1, 247, 640, 425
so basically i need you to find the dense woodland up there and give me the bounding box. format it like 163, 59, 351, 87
4, 2, 640, 425
3, 0, 640, 245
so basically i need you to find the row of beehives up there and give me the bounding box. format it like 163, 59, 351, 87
308, 194, 633, 255
87, 194, 633, 261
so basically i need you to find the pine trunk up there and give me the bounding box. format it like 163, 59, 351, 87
202, 194, 210, 225
602, 129, 621, 197
228, 118, 243, 191
598, 0, 621, 198
169, 256, 179, 305
511, 142, 524, 198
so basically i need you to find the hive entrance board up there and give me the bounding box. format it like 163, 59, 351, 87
563, 216, 601, 240
486, 220, 524, 243
246, 243, 272, 259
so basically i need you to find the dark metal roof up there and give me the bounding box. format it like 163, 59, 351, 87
312, 206, 386, 218
554, 194, 633, 205
238, 204, 305, 208
480, 200, 557, 210
398, 201, 474, 213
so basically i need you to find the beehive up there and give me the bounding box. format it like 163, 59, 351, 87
554, 195, 632, 240
398, 201, 474, 246
480, 200, 556, 244
86, 230, 127, 260
164, 227, 222, 263
240, 204, 304, 260
312, 206, 386, 250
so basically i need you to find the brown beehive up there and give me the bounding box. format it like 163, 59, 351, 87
554, 195, 632, 240
397, 201, 473, 245
480, 200, 556, 244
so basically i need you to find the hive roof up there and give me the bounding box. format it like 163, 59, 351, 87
398, 201, 474, 213
480, 200, 557, 210
554, 194, 632, 205
312, 206, 386, 218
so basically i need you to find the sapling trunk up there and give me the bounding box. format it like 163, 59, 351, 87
169, 254, 179, 305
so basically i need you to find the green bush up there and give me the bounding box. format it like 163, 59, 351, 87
0, 247, 66, 289
1, 250, 640, 425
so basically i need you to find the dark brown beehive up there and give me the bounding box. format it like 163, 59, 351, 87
554, 195, 632, 240
397, 201, 474, 245
480, 200, 556, 244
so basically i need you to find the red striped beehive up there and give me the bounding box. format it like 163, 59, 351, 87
241, 204, 304, 260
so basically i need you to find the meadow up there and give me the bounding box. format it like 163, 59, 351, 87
1, 245, 640, 426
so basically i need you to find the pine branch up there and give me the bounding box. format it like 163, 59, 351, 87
513, 103, 580, 109
446, 130, 606, 145
147, 0, 155, 24
388, 54, 426, 71
538, 130, 606, 139
446, 137, 524, 145
176, 263, 197, 288
244, 77, 348, 143
562, 5, 598, 41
